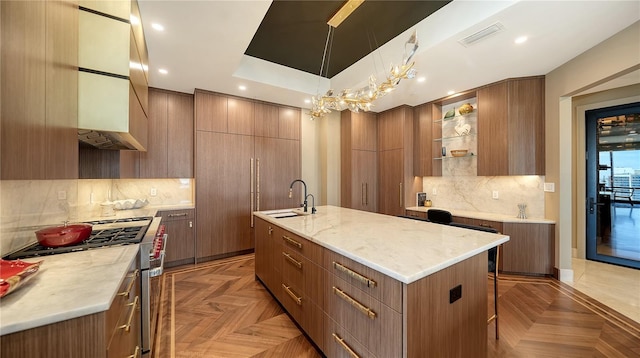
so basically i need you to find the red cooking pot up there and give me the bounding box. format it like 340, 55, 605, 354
35, 223, 93, 247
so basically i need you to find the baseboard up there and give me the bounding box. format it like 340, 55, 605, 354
558, 268, 574, 282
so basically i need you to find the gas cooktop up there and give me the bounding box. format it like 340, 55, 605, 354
4, 217, 153, 260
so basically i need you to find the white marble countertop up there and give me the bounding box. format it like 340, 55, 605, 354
0, 245, 139, 336
254, 206, 509, 284
405, 206, 556, 224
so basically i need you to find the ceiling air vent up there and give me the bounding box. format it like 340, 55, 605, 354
458, 22, 505, 47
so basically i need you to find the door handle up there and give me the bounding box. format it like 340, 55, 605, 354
588, 197, 604, 214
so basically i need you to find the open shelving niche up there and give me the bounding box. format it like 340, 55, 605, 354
434, 97, 478, 177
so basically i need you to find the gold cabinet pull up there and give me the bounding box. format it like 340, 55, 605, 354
333, 262, 376, 287
126, 346, 140, 358
119, 296, 139, 332
282, 252, 302, 269
332, 333, 360, 358
361, 183, 365, 206
117, 269, 139, 299
282, 235, 302, 249
250, 158, 254, 227
282, 284, 302, 305
167, 212, 187, 217
399, 182, 403, 207
333, 287, 376, 319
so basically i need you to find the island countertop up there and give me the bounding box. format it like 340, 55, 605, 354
253, 205, 509, 284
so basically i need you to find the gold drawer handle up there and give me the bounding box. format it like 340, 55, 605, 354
167, 212, 188, 217
282, 284, 302, 305
332, 333, 360, 358
282, 235, 302, 249
117, 269, 139, 299
126, 346, 140, 358
283, 252, 303, 269
333, 262, 376, 288
118, 296, 139, 332
333, 287, 376, 319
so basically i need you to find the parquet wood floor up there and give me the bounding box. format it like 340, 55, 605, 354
154, 254, 640, 358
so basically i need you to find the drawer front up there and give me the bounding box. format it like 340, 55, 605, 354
157, 209, 195, 222
324, 314, 374, 358
324, 250, 402, 312
280, 249, 324, 307
280, 230, 323, 265
277, 281, 324, 350
108, 295, 140, 358
325, 274, 402, 358
405, 209, 427, 219
452, 216, 503, 233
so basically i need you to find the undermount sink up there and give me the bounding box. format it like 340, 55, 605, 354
262, 208, 310, 219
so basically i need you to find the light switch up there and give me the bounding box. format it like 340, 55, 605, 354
492, 191, 499, 199
544, 183, 555, 192
150, 187, 157, 196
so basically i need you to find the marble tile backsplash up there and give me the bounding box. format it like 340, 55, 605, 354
1, 178, 194, 255
422, 176, 545, 218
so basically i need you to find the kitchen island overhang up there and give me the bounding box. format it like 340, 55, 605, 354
254, 205, 508, 357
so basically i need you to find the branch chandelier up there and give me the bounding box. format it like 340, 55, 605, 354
309, 4, 419, 120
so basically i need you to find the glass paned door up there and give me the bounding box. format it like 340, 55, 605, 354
585, 102, 640, 269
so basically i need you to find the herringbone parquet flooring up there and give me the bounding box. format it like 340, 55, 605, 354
153, 254, 640, 358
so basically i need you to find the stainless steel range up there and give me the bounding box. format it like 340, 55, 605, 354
4, 216, 153, 260
4, 216, 167, 358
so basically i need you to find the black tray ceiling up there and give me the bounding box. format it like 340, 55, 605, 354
245, 1, 450, 78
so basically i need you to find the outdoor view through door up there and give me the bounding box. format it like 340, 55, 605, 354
586, 102, 640, 270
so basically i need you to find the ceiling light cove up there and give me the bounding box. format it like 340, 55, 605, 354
158, 69, 168, 74
151, 23, 164, 31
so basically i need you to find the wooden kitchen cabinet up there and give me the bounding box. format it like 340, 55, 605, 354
477, 76, 545, 176
157, 209, 195, 267
501, 222, 555, 275
1, 0, 78, 180
341, 111, 377, 212
140, 88, 194, 178
195, 90, 300, 261
413, 102, 440, 177
377, 106, 419, 216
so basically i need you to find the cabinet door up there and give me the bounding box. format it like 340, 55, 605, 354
377, 110, 403, 151
507, 77, 545, 175
254, 217, 271, 285
140, 89, 168, 177
413, 103, 435, 177
278, 107, 301, 140
196, 132, 254, 259
195, 90, 227, 133
477, 81, 509, 176
255, 137, 301, 211
159, 209, 195, 266
351, 150, 377, 212
378, 149, 404, 216
254, 102, 279, 138
351, 112, 377, 151
227, 97, 254, 136
167, 91, 194, 177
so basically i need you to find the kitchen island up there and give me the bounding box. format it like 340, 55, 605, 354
253, 205, 509, 357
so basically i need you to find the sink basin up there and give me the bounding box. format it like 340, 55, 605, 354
262, 209, 310, 219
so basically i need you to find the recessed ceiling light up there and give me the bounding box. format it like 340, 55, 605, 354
304, 99, 311, 104
152, 23, 164, 31
158, 69, 168, 74
238, 85, 247, 91
447, 90, 455, 95
417, 77, 426, 83
515, 36, 528, 44
130, 15, 140, 26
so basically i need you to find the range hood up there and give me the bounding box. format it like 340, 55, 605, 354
77, 2, 148, 151
77, 71, 148, 151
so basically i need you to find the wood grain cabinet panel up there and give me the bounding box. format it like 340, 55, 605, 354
195, 90, 227, 133
413, 103, 437, 177
278, 107, 301, 140
477, 77, 545, 176
254, 102, 279, 138
341, 111, 377, 212
1, 0, 78, 180
501, 222, 555, 275
378, 148, 404, 216
157, 209, 195, 267
324, 314, 374, 358
227, 97, 254, 136
141, 88, 193, 178
255, 136, 301, 211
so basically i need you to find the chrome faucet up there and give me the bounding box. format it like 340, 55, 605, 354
289, 179, 308, 212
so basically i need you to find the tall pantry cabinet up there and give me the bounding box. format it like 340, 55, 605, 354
341, 111, 377, 212
194, 90, 301, 262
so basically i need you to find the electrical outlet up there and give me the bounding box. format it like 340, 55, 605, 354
492, 191, 499, 199
150, 188, 157, 196
57, 190, 67, 200
449, 284, 462, 304
432, 188, 437, 195
544, 182, 555, 192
